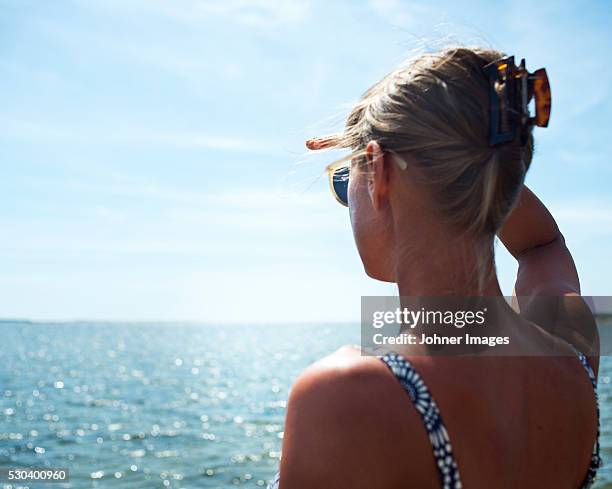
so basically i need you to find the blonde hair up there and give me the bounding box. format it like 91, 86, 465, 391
321, 46, 534, 291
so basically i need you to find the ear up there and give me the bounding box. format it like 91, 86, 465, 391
365, 140, 389, 210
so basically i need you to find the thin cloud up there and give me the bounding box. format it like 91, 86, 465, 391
368, 0, 430, 28
77, 0, 311, 29
554, 204, 612, 225
550, 199, 612, 237
0, 118, 277, 153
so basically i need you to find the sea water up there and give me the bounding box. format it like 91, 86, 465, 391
0, 321, 611, 488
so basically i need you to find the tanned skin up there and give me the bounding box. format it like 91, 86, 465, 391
277, 142, 599, 489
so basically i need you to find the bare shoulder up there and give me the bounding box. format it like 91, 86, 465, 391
293, 345, 386, 389
277, 346, 435, 489
520, 293, 600, 375
284, 346, 393, 426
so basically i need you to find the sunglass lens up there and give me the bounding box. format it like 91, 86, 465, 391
332, 166, 349, 206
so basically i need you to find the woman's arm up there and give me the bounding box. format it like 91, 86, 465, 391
498, 186, 580, 296
498, 186, 599, 373
498, 186, 564, 261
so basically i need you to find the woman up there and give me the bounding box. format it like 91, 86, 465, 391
269, 46, 601, 489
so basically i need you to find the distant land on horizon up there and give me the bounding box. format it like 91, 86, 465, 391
2, 296, 612, 326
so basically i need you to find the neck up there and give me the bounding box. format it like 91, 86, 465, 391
394, 233, 503, 297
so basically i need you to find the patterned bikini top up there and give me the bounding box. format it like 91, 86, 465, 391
378, 350, 602, 489
267, 350, 601, 489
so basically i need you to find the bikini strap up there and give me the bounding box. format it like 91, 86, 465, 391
379, 353, 463, 489
573, 348, 603, 488
379, 350, 601, 489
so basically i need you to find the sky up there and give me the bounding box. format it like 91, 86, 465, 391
1, 0, 611, 323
